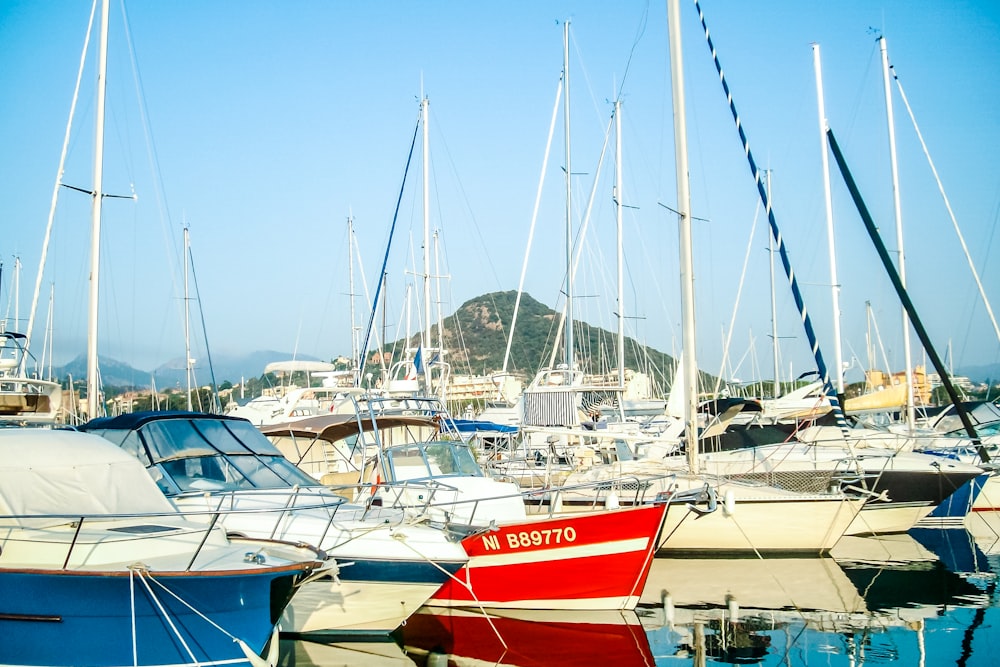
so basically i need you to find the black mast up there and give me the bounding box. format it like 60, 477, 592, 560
826, 127, 987, 462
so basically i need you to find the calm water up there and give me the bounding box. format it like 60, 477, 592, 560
277, 513, 1000, 666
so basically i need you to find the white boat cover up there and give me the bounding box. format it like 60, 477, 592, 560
0, 429, 176, 528
264, 360, 337, 374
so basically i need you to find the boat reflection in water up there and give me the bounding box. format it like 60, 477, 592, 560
275, 608, 654, 667
640, 531, 996, 665
275, 530, 1000, 666
402, 608, 654, 667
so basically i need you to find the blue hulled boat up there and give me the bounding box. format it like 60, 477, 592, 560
0, 429, 325, 667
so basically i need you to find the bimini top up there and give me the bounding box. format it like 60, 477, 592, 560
0, 429, 175, 527
260, 413, 438, 444
81, 409, 244, 431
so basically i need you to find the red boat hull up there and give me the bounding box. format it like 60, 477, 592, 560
429, 503, 666, 610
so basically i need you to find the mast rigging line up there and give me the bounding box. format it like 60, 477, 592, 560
826, 127, 987, 460
23, 0, 98, 373
889, 64, 1000, 348
546, 111, 615, 372
692, 0, 849, 434
187, 242, 221, 413
501, 76, 563, 378
357, 114, 421, 385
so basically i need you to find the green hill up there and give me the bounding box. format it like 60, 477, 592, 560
382, 290, 680, 390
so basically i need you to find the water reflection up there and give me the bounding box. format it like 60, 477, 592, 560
278, 527, 1000, 666
404, 608, 653, 666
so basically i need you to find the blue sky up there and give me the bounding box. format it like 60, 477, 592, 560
2, 1, 998, 385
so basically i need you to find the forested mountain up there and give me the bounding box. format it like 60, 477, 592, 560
388, 290, 678, 386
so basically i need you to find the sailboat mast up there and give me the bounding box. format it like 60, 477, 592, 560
434, 230, 446, 401
86, 0, 110, 420
765, 170, 780, 398
421, 96, 432, 388
348, 215, 359, 382
667, 0, 700, 474
614, 99, 625, 389
813, 43, 845, 396
562, 20, 574, 371
880, 36, 915, 428
184, 225, 193, 411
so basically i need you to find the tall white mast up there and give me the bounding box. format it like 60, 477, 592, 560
880, 36, 915, 429
562, 20, 574, 371
765, 170, 780, 398
434, 230, 446, 401
667, 0, 699, 474
86, 0, 110, 419
348, 215, 359, 381
184, 225, 193, 411
24, 0, 97, 371
13, 256, 21, 334
813, 44, 844, 396
614, 99, 625, 389
421, 96, 432, 389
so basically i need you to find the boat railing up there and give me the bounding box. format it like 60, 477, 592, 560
2, 500, 333, 572
519, 473, 676, 513
187, 486, 359, 544
369, 472, 678, 525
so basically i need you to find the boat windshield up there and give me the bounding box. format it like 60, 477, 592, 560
92, 416, 322, 494
386, 441, 483, 481
157, 452, 316, 493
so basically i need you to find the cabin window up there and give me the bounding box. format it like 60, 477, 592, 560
222, 419, 286, 456
142, 419, 215, 461
160, 456, 235, 492
235, 455, 321, 488
117, 430, 152, 466
189, 419, 252, 455
387, 445, 431, 480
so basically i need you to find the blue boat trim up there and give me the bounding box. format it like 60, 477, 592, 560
332, 558, 465, 585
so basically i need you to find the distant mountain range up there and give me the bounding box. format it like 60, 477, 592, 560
50, 290, 1000, 389
55, 350, 324, 390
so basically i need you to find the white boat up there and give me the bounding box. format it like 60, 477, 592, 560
0, 428, 325, 667
226, 360, 358, 425
78, 410, 469, 637
0, 331, 63, 426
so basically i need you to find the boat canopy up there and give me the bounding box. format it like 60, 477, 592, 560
0, 429, 174, 528
264, 360, 337, 374
260, 413, 438, 444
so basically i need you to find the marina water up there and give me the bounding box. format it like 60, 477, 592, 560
277, 517, 1000, 666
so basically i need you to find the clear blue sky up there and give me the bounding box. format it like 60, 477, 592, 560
2, 0, 998, 385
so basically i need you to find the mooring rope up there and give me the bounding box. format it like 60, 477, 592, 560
129, 565, 276, 667
393, 530, 508, 650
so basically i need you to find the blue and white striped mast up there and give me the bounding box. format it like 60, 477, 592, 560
692, 0, 848, 431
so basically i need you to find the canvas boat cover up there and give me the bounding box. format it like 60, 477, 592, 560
0, 429, 175, 528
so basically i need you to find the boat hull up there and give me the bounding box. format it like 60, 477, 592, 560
281, 557, 466, 635
657, 493, 862, 553
0, 566, 304, 667
428, 503, 665, 610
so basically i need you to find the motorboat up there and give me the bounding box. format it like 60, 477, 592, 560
77, 411, 469, 637
0, 428, 324, 667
